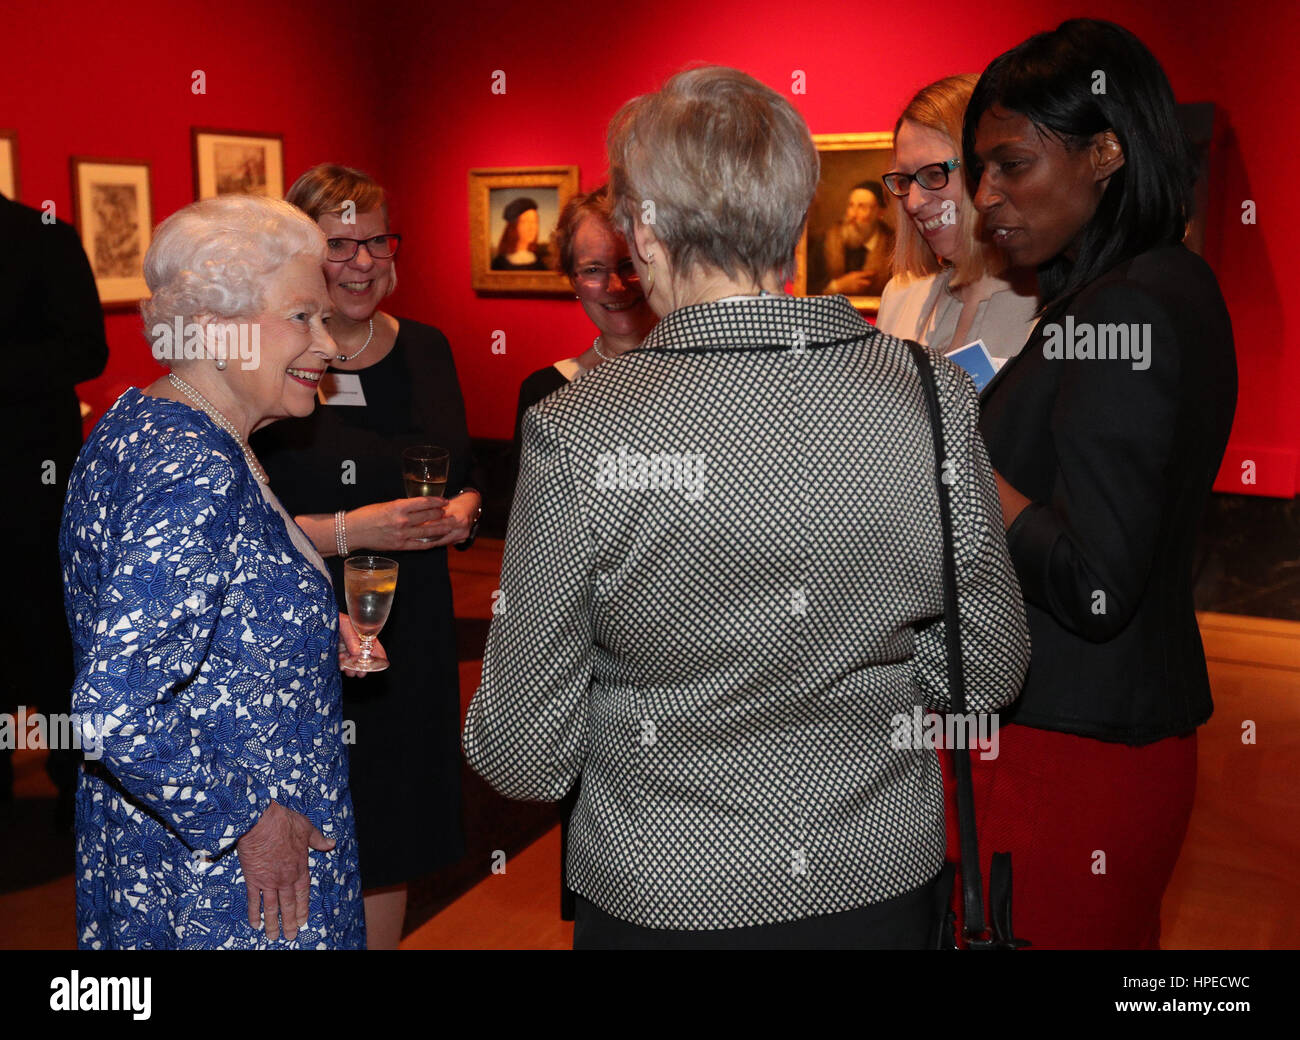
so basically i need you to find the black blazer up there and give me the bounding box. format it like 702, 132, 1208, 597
980, 244, 1236, 744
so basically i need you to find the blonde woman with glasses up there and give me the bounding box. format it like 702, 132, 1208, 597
875, 75, 1039, 362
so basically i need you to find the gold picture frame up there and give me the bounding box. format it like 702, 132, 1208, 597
70, 156, 153, 308
469, 166, 579, 294
794, 132, 895, 314
192, 127, 284, 201
0, 130, 18, 200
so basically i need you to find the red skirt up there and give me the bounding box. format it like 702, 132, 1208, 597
939, 723, 1198, 950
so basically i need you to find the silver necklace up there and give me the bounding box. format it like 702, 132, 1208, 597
592, 336, 616, 362
166, 373, 269, 484
335, 318, 375, 362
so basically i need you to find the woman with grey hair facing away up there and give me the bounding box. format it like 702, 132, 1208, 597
465, 66, 1030, 948
59, 194, 377, 949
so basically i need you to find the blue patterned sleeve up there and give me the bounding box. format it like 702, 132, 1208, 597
70, 433, 274, 856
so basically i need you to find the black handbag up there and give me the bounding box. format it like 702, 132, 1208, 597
907, 341, 1030, 951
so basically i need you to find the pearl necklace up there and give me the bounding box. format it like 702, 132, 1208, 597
335, 318, 375, 362
592, 336, 616, 363
167, 373, 269, 484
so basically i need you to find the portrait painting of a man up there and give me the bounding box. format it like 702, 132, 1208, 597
796, 132, 896, 310
816, 181, 895, 296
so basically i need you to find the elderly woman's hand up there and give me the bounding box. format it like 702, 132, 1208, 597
338, 613, 386, 676
346, 497, 446, 552
236, 800, 335, 942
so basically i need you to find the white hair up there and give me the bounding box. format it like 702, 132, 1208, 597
140, 195, 326, 332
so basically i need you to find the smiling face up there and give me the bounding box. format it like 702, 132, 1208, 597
230, 253, 335, 425
972, 105, 1109, 268
318, 208, 392, 322
570, 215, 656, 340
894, 119, 965, 263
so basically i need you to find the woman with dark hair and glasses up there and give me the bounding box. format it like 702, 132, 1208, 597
876, 74, 1038, 362
253, 164, 483, 948
966, 19, 1237, 948
508, 184, 657, 920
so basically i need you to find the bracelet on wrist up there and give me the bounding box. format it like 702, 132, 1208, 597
334, 509, 349, 557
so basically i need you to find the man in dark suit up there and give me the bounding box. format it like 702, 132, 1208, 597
0, 194, 108, 824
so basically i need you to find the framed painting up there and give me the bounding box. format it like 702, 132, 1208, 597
794, 132, 896, 314
0, 130, 17, 199
70, 156, 153, 308
192, 128, 284, 200
469, 166, 579, 294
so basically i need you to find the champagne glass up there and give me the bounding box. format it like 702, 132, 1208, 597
343, 556, 398, 673
401, 445, 450, 544
401, 445, 450, 499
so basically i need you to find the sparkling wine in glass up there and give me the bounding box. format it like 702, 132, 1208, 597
401, 445, 450, 543
402, 445, 450, 499
343, 556, 398, 673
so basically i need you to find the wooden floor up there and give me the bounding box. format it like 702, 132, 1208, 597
401, 608, 1300, 950
3, 535, 1297, 949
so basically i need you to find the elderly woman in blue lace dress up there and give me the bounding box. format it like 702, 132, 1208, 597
59, 195, 376, 949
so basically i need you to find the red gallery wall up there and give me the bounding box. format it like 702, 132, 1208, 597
5, 0, 1297, 496
0, 0, 392, 410
380, 0, 1299, 497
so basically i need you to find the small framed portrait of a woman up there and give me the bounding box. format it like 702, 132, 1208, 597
70, 156, 153, 308
794, 132, 896, 314
469, 166, 578, 294
192, 128, 285, 200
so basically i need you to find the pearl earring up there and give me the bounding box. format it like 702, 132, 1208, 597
215, 357, 227, 371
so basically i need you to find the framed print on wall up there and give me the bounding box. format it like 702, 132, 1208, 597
0, 130, 18, 199
469, 166, 579, 294
794, 132, 896, 314
70, 156, 153, 308
192, 128, 284, 200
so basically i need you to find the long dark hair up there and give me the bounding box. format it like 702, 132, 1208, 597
962, 19, 1194, 313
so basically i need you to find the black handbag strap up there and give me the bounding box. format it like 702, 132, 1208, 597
906, 342, 990, 945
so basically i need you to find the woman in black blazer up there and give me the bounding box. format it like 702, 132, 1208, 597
965, 19, 1237, 948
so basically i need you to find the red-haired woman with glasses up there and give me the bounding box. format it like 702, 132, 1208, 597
511, 186, 657, 431
508, 184, 657, 920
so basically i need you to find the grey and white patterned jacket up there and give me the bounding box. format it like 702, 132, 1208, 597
464, 293, 1029, 930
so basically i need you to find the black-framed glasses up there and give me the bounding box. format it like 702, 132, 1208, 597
325, 234, 402, 262
572, 258, 639, 289
882, 159, 961, 198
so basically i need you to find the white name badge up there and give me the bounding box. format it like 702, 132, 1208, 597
318, 372, 367, 406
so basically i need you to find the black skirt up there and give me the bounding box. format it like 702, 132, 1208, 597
572, 871, 946, 950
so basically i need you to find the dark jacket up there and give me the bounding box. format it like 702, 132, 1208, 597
979, 244, 1236, 744
0, 195, 108, 468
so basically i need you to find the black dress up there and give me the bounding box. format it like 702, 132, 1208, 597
251, 318, 475, 888
512, 360, 581, 919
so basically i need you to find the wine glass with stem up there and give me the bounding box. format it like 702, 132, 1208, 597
342, 556, 398, 672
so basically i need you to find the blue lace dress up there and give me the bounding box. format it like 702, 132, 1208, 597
59, 388, 365, 949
